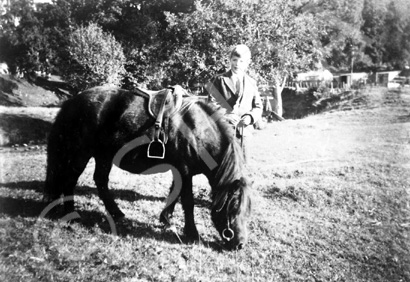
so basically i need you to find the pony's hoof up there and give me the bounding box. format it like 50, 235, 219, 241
186, 236, 201, 244
184, 229, 200, 243
159, 213, 172, 226
162, 223, 172, 231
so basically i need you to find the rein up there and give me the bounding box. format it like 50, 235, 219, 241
236, 122, 245, 149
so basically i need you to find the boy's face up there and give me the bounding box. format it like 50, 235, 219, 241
230, 55, 250, 75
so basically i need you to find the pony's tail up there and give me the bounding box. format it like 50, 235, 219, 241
43, 98, 95, 203
43, 118, 65, 202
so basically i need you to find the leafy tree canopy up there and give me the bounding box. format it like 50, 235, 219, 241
63, 23, 126, 91
0, 0, 409, 89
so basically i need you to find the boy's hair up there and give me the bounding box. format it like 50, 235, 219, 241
230, 44, 251, 60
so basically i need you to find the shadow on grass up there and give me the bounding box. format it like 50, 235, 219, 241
1, 180, 44, 192
0, 194, 219, 249
0, 196, 46, 218
1, 180, 211, 208
0, 180, 218, 249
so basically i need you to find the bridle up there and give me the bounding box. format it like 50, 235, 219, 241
215, 193, 235, 242
222, 220, 235, 242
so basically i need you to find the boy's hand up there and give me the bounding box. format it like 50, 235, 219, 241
225, 113, 241, 125
240, 115, 252, 126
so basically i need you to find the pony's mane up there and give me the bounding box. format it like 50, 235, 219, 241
183, 98, 246, 188
213, 140, 245, 188
178, 97, 251, 217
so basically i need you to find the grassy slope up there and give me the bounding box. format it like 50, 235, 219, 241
0, 73, 65, 146
0, 74, 62, 107
0, 87, 409, 281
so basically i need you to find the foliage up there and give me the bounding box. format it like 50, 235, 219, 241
381, 0, 410, 69
162, 0, 233, 88
63, 23, 126, 91
1, 0, 410, 91
249, 0, 324, 85
163, 0, 324, 89
0, 0, 45, 73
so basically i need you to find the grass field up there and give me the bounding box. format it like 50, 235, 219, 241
0, 87, 409, 281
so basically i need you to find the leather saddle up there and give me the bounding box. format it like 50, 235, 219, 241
133, 85, 185, 159
134, 86, 183, 119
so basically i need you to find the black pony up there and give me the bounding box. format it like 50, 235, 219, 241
44, 85, 252, 250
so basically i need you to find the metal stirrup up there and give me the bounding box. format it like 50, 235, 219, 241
147, 139, 165, 159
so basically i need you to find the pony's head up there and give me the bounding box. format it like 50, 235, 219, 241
211, 177, 252, 250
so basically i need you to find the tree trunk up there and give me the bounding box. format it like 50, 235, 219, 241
272, 84, 284, 117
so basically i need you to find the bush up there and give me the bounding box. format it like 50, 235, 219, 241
63, 23, 126, 92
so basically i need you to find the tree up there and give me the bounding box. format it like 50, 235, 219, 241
0, 0, 73, 75
35, 0, 73, 74
63, 23, 126, 91
163, 0, 324, 116
0, 0, 45, 74
382, 0, 410, 69
306, 0, 366, 72
248, 0, 324, 116
361, 0, 389, 69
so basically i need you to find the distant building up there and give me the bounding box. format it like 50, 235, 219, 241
375, 71, 401, 86
333, 72, 368, 88
294, 69, 333, 89
295, 69, 333, 82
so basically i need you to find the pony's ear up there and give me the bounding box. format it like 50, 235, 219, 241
238, 177, 249, 188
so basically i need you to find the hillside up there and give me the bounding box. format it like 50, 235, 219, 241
0, 74, 70, 107
0, 74, 68, 146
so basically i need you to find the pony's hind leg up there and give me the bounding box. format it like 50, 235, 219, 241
44, 148, 91, 216
60, 155, 91, 215
160, 181, 179, 226
93, 157, 125, 220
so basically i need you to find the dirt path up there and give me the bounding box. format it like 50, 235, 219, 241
251, 87, 410, 169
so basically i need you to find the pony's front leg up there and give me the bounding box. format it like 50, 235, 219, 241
94, 157, 125, 220
180, 176, 200, 241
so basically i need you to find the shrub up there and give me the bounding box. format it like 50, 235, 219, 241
63, 23, 126, 92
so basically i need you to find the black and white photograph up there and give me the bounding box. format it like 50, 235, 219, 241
0, 0, 409, 281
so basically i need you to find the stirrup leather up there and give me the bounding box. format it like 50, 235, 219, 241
147, 89, 171, 159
